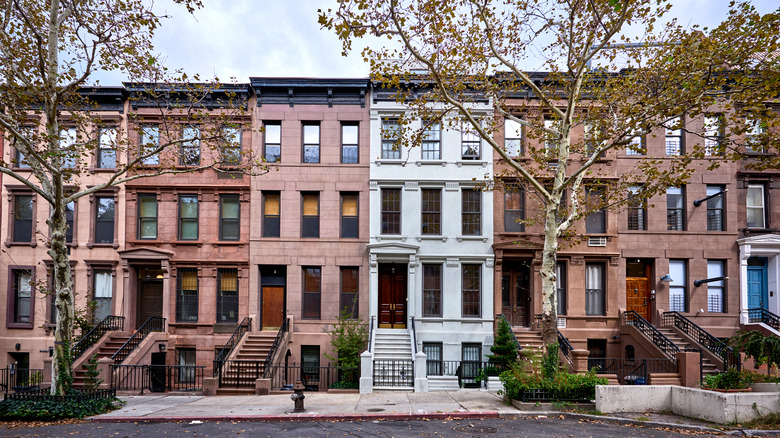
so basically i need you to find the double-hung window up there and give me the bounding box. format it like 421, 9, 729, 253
421, 189, 441, 235
14, 127, 33, 168
585, 187, 606, 234
302, 123, 320, 163
665, 117, 683, 156
137, 194, 158, 240
220, 126, 242, 166
93, 269, 113, 322
421, 121, 441, 160
262, 192, 280, 238
746, 184, 766, 229
706, 185, 724, 231
669, 260, 687, 312
381, 188, 401, 235
13, 195, 33, 243
94, 196, 115, 244
180, 126, 200, 166
263, 122, 281, 162
176, 268, 198, 322
139, 125, 160, 165
423, 343, 443, 376
59, 128, 77, 168
504, 118, 523, 157
97, 127, 117, 169
666, 187, 685, 231
11, 269, 33, 326
423, 264, 442, 317
704, 115, 724, 156
462, 264, 481, 317
340, 267, 359, 319
461, 189, 481, 236
585, 263, 605, 316
341, 124, 359, 163
544, 119, 559, 153
626, 130, 645, 155
217, 268, 239, 323
707, 260, 725, 313
504, 188, 525, 232
340, 193, 358, 238
461, 128, 481, 160
219, 195, 240, 241
301, 192, 320, 238
556, 262, 567, 316
302, 267, 321, 319
65, 201, 75, 244
627, 185, 646, 231
746, 117, 767, 153
381, 119, 400, 159
178, 195, 198, 240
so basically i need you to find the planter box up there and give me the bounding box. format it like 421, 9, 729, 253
486, 376, 503, 392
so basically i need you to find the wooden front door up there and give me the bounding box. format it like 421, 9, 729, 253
379, 263, 407, 328
262, 286, 285, 330
138, 280, 163, 328
626, 278, 650, 320
501, 263, 531, 327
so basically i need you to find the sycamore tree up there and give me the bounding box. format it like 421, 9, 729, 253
321, 0, 780, 347
0, 0, 262, 395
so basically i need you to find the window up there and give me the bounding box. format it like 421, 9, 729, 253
301, 345, 320, 385
706, 185, 724, 231
220, 126, 242, 166
669, 260, 687, 312
340, 267, 359, 319
627, 185, 646, 231
139, 125, 160, 165
704, 115, 725, 156
302, 267, 321, 319
504, 118, 523, 157
341, 124, 359, 163
177, 348, 196, 384
219, 195, 240, 241
178, 195, 198, 240
556, 262, 566, 316
93, 270, 113, 322
746, 184, 766, 229
13, 127, 33, 168
180, 126, 200, 166
381, 118, 400, 159
301, 192, 320, 238
94, 196, 115, 244
176, 268, 198, 322
65, 201, 75, 244
302, 123, 320, 163
9, 269, 33, 326
666, 187, 685, 231
423, 343, 443, 376
461, 128, 481, 160
585, 263, 605, 316
263, 122, 281, 163
13, 195, 33, 243
59, 128, 77, 168
422, 121, 441, 160
544, 119, 559, 152
137, 194, 158, 240
585, 187, 606, 234
584, 122, 599, 156
461, 189, 481, 236
421, 189, 441, 235
707, 260, 725, 313
626, 130, 645, 156
462, 264, 481, 317
665, 117, 683, 156
381, 188, 401, 235
262, 192, 280, 238
340, 193, 358, 238
423, 264, 442, 317
97, 127, 117, 169
217, 268, 239, 323
504, 188, 525, 232
746, 117, 767, 153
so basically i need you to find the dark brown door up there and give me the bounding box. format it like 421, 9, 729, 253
626, 278, 650, 320
262, 286, 285, 330
501, 263, 531, 327
138, 280, 163, 328
379, 263, 406, 328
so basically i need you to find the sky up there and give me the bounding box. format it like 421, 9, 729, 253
94, 0, 778, 84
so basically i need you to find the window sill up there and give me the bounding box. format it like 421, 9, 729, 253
6, 323, 34, 329
498, 231, 528, 237
456, 161, 487, 168
416, 235, 447, 242
456, 236, 488, 243
214, 240, 244, 246
4, 241, 36, 248
171, 240, 203, 246
374, 159, 404, 166
414, 160, 446, 167
90, 167, 118, 173
87, 242, 119, 249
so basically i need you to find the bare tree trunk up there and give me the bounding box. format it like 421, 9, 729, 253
539, 197, 559, 349
48, 197, 74, 395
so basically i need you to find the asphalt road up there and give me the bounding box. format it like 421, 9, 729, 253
0, 417, 728, 438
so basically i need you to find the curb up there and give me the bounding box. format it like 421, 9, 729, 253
89, 411, 501, 423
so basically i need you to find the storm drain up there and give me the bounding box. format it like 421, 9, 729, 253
452, 425, 498, 434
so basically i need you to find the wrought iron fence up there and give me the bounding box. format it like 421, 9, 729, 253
622, 310, 679, 359
425, 360, 505, 388
214, 317, 252, 366
111, 364, 204, 393
662, 311, 740, 370
266, 363, 359, 391
748, 308, 780, 330
4, 387, 115, 401
373, 360, 414, 387
589, 357, 678, 385
72, 315, 124, 360
111, 316, 165, 364
0, 368, 44, 395
513, 387, 594, 403
262, 317, 289, 378
214, 360, 263, 388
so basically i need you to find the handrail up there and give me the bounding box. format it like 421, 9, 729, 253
111, 316, 165, 364
368, 315, 375, 353
557, 329, 573, 366
622, 310, 679, 359
662, 311, 740, 370
497, 314, 522, 351
214, 317, 252, 363
409, 316, 417, 354
748, 308, 780, 331
72, 315, 125, 360
262, 317, 290, 378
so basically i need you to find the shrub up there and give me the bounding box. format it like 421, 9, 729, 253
0, 391, 122, 420
703, 368, 780, 390
488, 318, 518, 368
324, 305, 368, 386
499, 364, 607, 401
84, 354, 103, 389
542, 342, 559, 379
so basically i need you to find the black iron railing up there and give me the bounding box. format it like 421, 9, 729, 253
266, 363, 359, 391
622, 310, 679, 359
368, 315, 375, 353
498, 314, 522, 351
373, 360, 414, 387
214, 360, 263, 388
409, 316, 418, 354
748, 308, 780, 331
662, 311, 740, 370
111, 364, 204, 393
590, 357, 677, 385
426, 360, 507, 388
214, 317, 252, 366
0, 368, 44, 395
72, 315, 125, 360
262, 317, 289, 378
558, 330, 574, 366
111, 316, 165, 364
4, 387, 115, 401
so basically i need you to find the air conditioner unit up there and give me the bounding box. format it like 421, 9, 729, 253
557, 318, 566, 329
588, 236, 607, 247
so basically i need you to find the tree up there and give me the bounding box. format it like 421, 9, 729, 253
324, 307, 368, 387
320, 0, 780, 347
0, 0, 262, 395
487, 316, 518, 369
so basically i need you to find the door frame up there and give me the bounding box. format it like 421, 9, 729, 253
501, 261, 531, 327
259, 265, 287, 330
136, 267, 164, 329
378, 263, 407, 329
625, 259, 652, 321
747, 257, 768, 310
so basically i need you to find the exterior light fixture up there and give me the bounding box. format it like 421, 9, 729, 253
660, 274, 673, 282
694, 276, 728, 287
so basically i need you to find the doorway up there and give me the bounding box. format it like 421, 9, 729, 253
626, 259, 652, 320
137, 268, 163, 329
501, 262, 531, 327
747, 257, 768, 310
260, 265, 286, 330
379, 263, 407, 328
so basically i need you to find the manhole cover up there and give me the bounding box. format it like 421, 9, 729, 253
367, 408, 385, 412
452, 425, 498, 434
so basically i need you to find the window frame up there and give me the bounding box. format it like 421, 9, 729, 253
302, 122, 321, 164
461, 188, 481, 236
381, 118, 401, 160
666, 187, 685, 231
504, 118, 523, 157
6, 266, 35, 329
301, 192, 320, 238
341, 123, 359, 164
176, 267, 199, 323
59, 127, 78, 169
626, 131, 645, 156
91, 267, 115, 322
585, 187, 606, 234
423, 342, 443, 376
220, 125, 242, 167
340, 192, 359, 239
219, 194, 241, 241
421, 120, 441, 160
217, 268, 239, 323
137, 193, 158, 240
705, 185, 725, 232
178, 194, 199, 241
461, 264, 481, 318
585, 262, 605, 316
706, 260, 725, 313
381, 188, 401, 235
556, 262, 567, 316
11, 194, 34, 244
423, 263, 442, 317
340, 266, 359, 319
177, 348, 196, 383
461, 128, 481, 160
669, 259, 687, 313
421, 188, 442, 235
664, 117, 684, 156
92, 193, 116, 246
302, 266, 322, 319
97, 126, 118, 169
627, 185, 647, 231
12, 126, 34, 169
746, 184, 766, 229
263, 122, 281, 163
139, 124, 160, 166
179, 125, 201, 166
504, 187, 525, 233
745, 116, 767, 153
704, 115, 725, 156
262, 191, 281, 238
